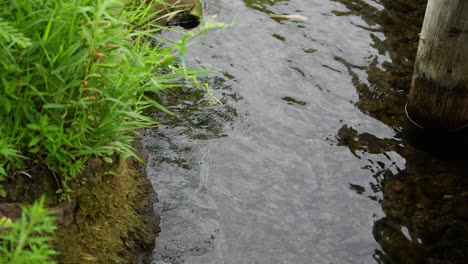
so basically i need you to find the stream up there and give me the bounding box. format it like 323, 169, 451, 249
142, 1, 467, 263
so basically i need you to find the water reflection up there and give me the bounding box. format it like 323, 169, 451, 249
335, 1, 468, 262
332, 0, 426, 129
338, 124, 468, 263
374, 155, 467, 263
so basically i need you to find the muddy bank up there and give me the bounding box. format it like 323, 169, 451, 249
0, 156, 159, 263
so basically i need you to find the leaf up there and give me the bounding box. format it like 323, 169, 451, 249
42, 103, 65, 109
46, 125, 61, 132
143, 95, 175, 116
1, 97, 11, 113
42, 7, 57, 43
29, 146, 40, 153
39, 115, 50, 128
0, 18, 32, 48
27, 124, 42, 131
29, 137, 41, 147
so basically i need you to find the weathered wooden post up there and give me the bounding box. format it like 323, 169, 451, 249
406, 0, 468, 151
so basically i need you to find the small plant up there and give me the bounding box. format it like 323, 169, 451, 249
0, 196, 57, 264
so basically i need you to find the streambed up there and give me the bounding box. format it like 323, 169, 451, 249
142, 1, 467, 263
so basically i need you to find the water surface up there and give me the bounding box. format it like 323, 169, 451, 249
142, 1, 467, 263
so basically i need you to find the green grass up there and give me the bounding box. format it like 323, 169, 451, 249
0, 196, 57, 264
0, 0, 227, 198
0, 0, 230, 262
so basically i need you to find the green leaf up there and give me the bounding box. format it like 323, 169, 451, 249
42, 103, 65, 109
28, 137, 41, 147
29, 146, 40, 153
42, 7, 57, 43
0, 18, 32, 48
27, 124, 42, 131
39, 115, 50, 127
1, 98, 11, 113
46, 125, 61, 132
0, 188, 6, 198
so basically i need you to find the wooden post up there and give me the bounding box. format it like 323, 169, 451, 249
407, 0, 468, 134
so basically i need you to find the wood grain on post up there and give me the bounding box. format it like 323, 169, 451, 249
408, 0, 468, 131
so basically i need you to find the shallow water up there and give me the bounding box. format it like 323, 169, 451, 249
142, 1, 467, 263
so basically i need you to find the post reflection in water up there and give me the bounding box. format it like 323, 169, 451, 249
338, 125, 467, 263
336, 0, 468, 262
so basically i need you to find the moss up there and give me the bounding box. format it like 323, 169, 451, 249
55, 158, 159, 264
189, 0, 203, 20
281, 96, 307, 106
331, 10, 355, 16
303, 48, 317, 54
272, 33, 286, 41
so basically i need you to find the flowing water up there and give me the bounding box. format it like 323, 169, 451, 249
142, 1, 467, 263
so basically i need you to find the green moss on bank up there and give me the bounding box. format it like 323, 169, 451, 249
55, 158, 159, 264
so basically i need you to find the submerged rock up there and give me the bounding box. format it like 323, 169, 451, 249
163, 0, 203, 29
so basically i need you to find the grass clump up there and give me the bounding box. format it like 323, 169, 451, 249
0, 196, 57, 264
0, 0, 225, 198
0, 0, 229, 262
